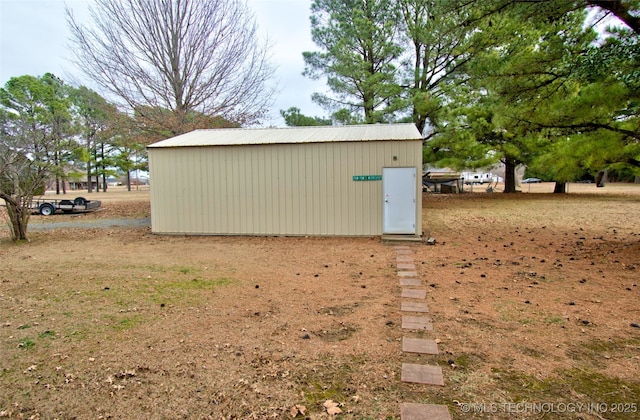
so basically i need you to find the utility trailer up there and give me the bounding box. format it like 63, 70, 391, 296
31, 197, 102, 216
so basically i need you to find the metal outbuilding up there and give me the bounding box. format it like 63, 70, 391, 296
147, 123, 423, 237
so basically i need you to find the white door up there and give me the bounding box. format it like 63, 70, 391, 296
382, 167, 417, 234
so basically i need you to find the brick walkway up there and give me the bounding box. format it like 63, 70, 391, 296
395, 245, 452, 420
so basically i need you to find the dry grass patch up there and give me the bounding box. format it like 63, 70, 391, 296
1, 186, 639, 418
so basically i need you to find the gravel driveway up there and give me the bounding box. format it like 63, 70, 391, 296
25, 217, 151, 230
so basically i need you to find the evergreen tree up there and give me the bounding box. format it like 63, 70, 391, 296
425, 6, 593, 192
70, 86, 117, 193
0, 74, 70, 240
280, 107, 332, 126
303, 0, 405, 123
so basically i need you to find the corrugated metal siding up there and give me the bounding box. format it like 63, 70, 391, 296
149, 139, 422, 236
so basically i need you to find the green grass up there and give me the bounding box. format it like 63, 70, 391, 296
17, 339, 35, 349
176, 266, 195, 274
112, 315, 145, 331
69, 273, 235, 314
301, 354, 366, 410
450, 353, 477, 371
488, 367, 640, 419
567, 337, 640, 361
545, 316, 565, 325
65, 329, 88, 341
494, 300, 522, 322
563, 368, 640, 404
16, 273, 236, 343
38, 330, 55, 339
149, 277, 233, 304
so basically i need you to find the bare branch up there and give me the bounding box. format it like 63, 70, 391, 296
67, 0, 276, 134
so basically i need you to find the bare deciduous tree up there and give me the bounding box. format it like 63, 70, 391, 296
67, 0, 276, 136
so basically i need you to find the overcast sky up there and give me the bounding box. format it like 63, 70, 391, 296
0, 0, 327, 126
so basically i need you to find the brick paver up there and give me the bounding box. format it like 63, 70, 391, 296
402, 337, 439, 354
398, 271, 419, 277
400, 403, 452, 420
401, 315, 433, 330
396, 249, 414, 255
401, 288, 427, 299
397, 263, 416, 270
401, 302, 430, 313
401, 363, 445, 386
399, 278, 422, 286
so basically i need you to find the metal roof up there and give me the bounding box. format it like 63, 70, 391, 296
147, 123, 422, 148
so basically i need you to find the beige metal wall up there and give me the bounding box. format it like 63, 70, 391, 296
149, 140, 422, 236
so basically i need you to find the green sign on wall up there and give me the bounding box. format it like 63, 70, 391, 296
353, 175, 382, 181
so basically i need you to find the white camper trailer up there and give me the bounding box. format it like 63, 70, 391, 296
461, 172, 493, 185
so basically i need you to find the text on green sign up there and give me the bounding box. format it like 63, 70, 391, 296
353, 175, 382, 181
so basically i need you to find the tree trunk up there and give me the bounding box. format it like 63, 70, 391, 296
101, 143, 107, 192
126, 171, 132, 192
503, 158, 517, 193
87, 136, 94, 193
0, 194, 29, 241
94, 146, 99, 192
55, 150, 66, 194
553, 182, 566, 193
87, 161, 93, 193
13, 206, 28, 241
596, 169, 607, 187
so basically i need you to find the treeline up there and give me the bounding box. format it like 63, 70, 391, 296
286, 0, 640, 192
1, 73, 150, 194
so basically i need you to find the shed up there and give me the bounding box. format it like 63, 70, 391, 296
147, 123, 423, 237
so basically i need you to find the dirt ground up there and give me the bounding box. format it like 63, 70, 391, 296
1, 183, 639, 419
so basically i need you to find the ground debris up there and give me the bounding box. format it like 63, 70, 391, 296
323, 400, 342, 415
3, 189, 640, 418
289, 404, 307, 417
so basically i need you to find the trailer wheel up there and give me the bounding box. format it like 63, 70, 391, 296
74, 197, 87, 206
39, 203, 55, 216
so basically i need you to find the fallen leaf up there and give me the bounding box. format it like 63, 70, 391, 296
327, 406, 342, 415
323, 400, 342, 415
289, 404, 307, 417
323, 400, 339, 409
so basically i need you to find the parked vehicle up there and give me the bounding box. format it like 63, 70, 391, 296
461, 172, 493, 185
521, 178, 542, 184
31, 197, 101, 216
